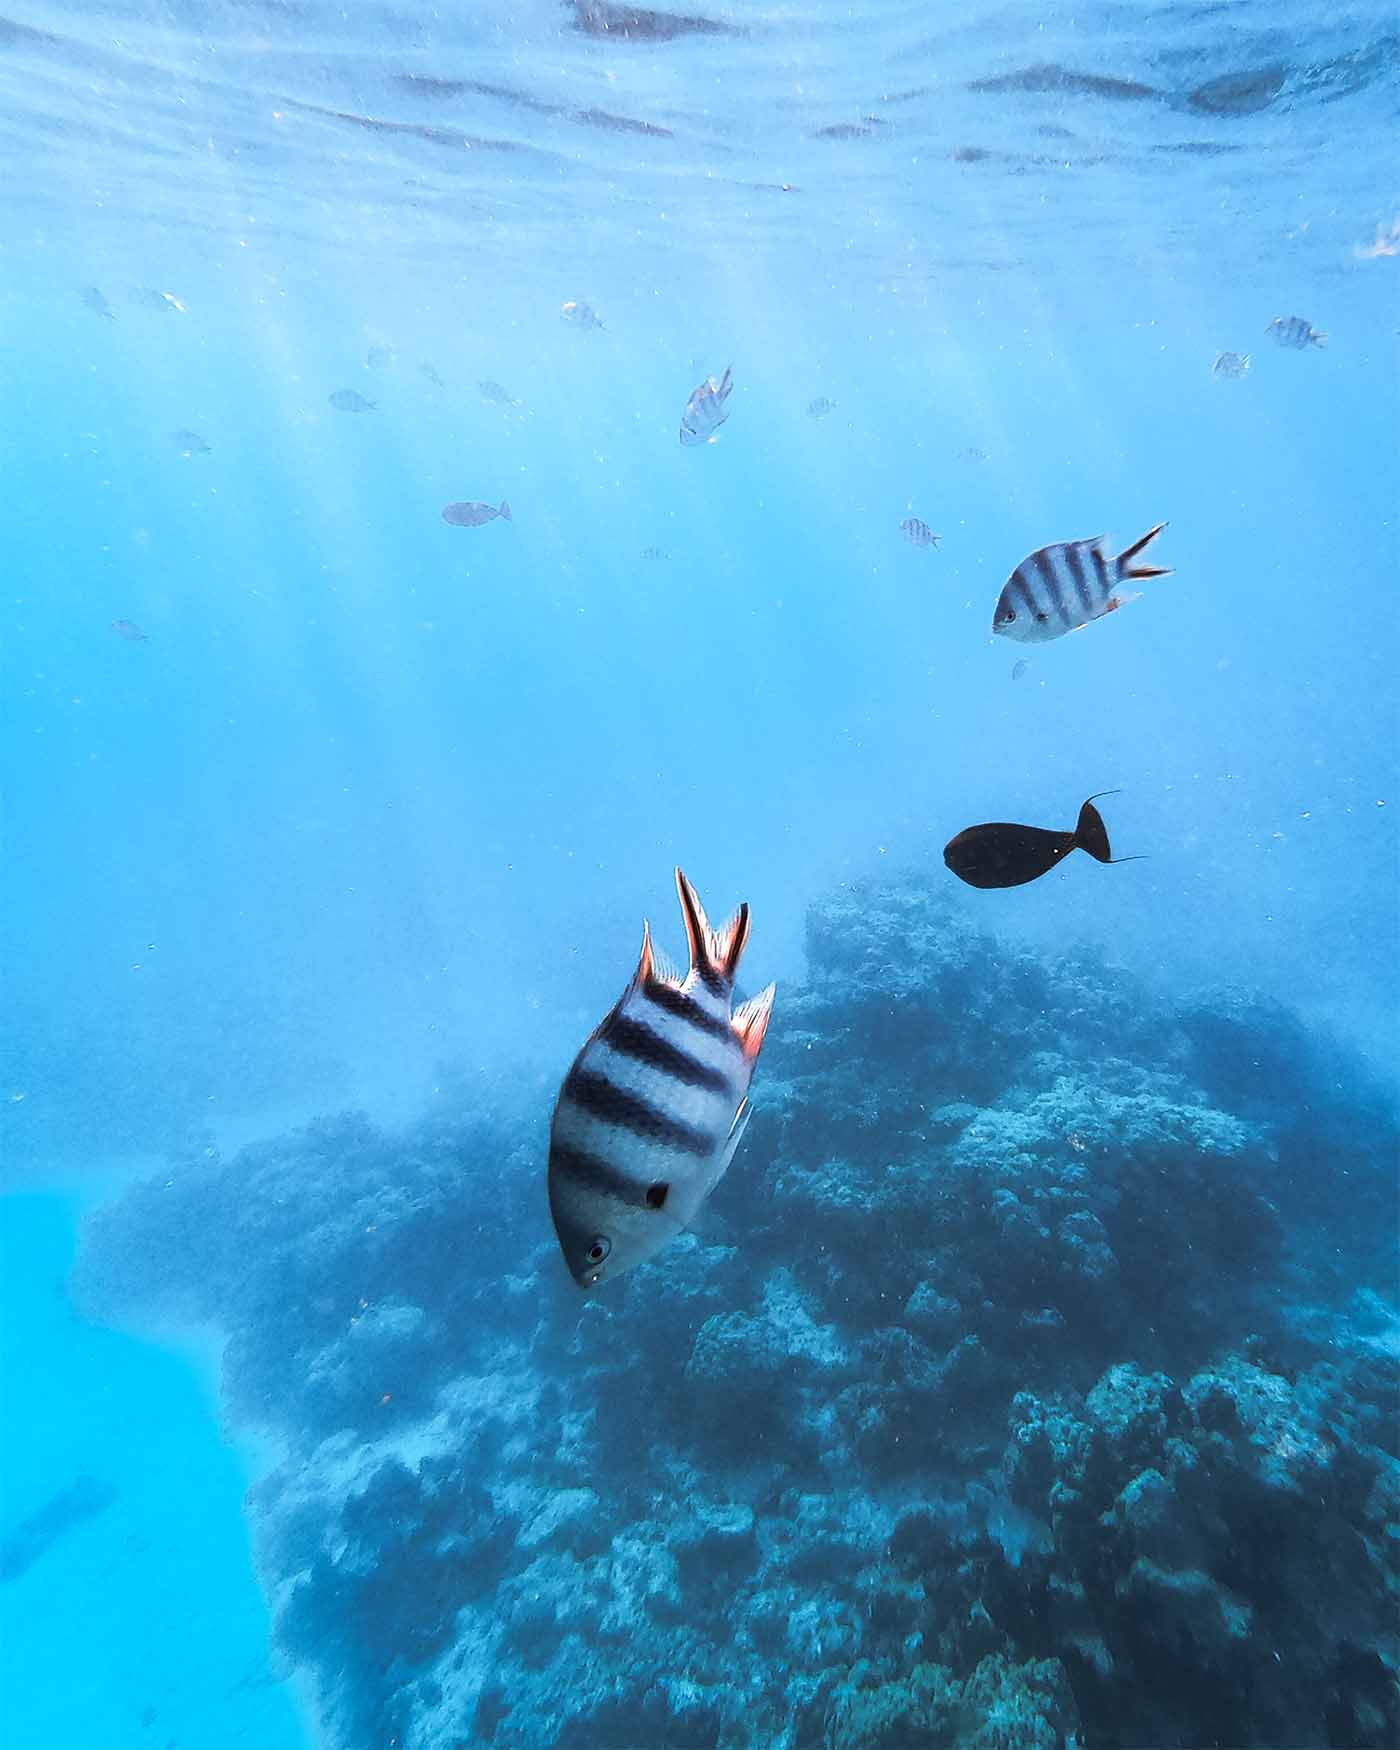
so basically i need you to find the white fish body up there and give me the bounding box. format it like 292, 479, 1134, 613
561, 300, 604, 329
680, 366, 734, 446
547, 869, 774, 1288
992, 525, 1171, 645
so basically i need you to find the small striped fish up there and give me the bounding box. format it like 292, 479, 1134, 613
900, 517, 940, 549
1266, 315, 1326, 350
547, 869, 775, 1289
680, 366, 734, 446
992, 525, 1171, 644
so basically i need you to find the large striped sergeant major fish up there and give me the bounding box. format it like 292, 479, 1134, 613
547, 870, 775, 1289
992, 525, 1171, 645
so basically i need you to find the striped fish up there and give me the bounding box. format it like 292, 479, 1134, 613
992, 525, 1171, 645
900, 517, 941, 549
547, 869, 775, 1289
679, 367, 734, 446
1266, 315, 1326, 350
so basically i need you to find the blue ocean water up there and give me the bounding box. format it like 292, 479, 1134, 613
2, 2, 1397, 1746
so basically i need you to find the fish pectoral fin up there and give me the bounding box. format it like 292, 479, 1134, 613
692, 1099, 754, 1208
711, 1099, 753, 1187
732, 983, 776, 1061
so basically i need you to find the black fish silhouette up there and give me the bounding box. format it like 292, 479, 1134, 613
943, 792, 1142, 889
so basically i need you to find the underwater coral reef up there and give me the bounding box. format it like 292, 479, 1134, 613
75, 875, 1399, 1749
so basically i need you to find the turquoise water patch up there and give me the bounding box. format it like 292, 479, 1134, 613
0, 1192, 305, 1750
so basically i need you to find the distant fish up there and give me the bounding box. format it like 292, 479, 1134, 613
1212, 351, 1251, 380
993, 525, 1170, 644
479, 379, 520, 407
680, 366, 734, 446
0, 1476, 118, 1583
959, 446, 990, 463
130, 288, 185, 313
1011, 659, 1030, 681
641, 546, 669, 562
366, 344, 394, 369
442, 499, 512, 527
420, 360, 446, 387
111, 619, 148, 641
806, 396, 837, 419
80, 286, 115, 320
1354, 216, 1400, 261
900, 517, 940, 549
561, 300, 604, 330
172, 429, 210, 454
547, 869, 775, 1289
329, 389, 377, 412
1266, 315, 1326, 350
944, 792, 1141, 889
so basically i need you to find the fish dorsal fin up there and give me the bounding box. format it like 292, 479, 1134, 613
635, 919, 682, 991
732, 982, 776, 1062
675, 868, 750, 983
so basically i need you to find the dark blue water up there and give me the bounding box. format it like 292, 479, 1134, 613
2, 2, 1396, 1745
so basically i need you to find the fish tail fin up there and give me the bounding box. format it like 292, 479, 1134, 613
675, 868, 750, 983
1074, 793, 1117, 863
1311, 331, 1327, 348
1075, 791, 1147, 866
499, 500, 512, 521
732, 983, 776, 1061
1116, 522, 1171, 580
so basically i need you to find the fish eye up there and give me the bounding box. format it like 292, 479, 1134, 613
1001, 608, 1015, 623
585, 1236, 611, 1265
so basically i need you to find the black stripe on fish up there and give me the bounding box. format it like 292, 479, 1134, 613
1010, 566, 1039, 620
1064, 541, 1094, 616
644, 981, 735, 1042
562, 1066, 717, 1156
1032, 547, 1071, 625
549, 1141, 653, 1209
599, 1012, 734, 1094
1091, 544, 1111, 600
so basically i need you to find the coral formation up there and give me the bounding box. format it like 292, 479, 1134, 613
75, 874, 1399, 1748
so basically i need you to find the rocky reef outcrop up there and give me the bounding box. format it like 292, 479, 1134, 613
75, 874, 1399, 1748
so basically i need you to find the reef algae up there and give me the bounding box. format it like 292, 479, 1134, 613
74, 873, 1398, 1749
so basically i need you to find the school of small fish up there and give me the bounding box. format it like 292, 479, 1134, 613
77, 278, 1343, 1291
